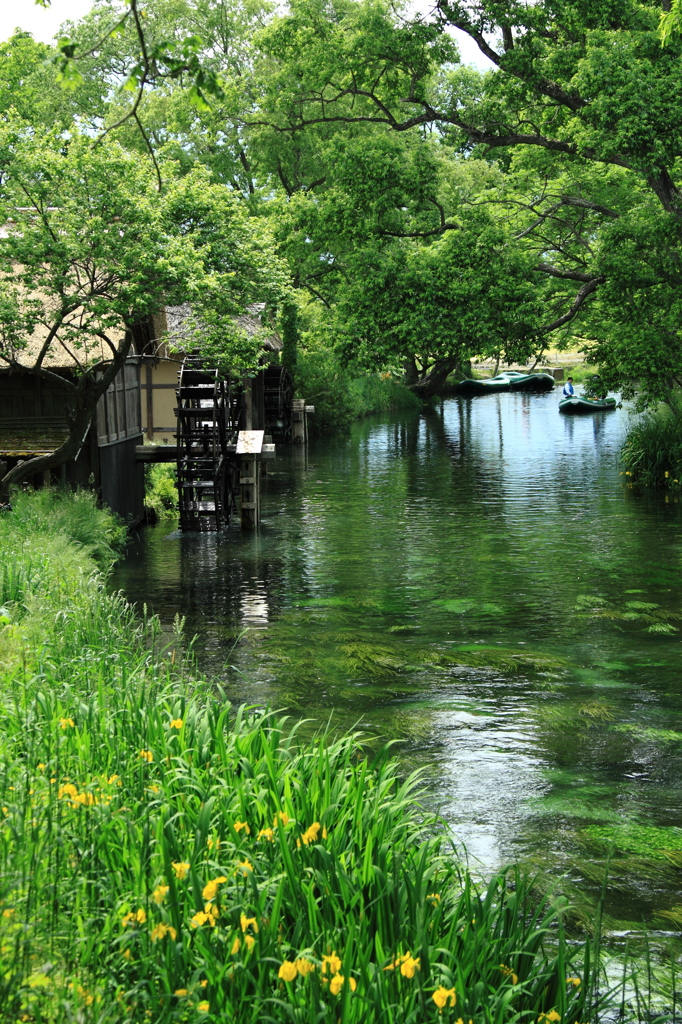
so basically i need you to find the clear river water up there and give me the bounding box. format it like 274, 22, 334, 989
113, 390, 682, 936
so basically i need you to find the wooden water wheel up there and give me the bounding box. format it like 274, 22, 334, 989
175, 362, 237, 531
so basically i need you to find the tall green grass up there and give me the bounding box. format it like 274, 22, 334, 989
145, 464, 179, 517
0, 490, 655, 1023
620, 406, 682, 489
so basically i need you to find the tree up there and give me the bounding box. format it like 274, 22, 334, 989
40, 0, 682, 404
245, 0, 682, 400
0, 30, 103, 131
0, 121, 287, 495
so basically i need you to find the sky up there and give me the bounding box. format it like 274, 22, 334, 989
0, 0, 95, 43
0, 0, 493, 69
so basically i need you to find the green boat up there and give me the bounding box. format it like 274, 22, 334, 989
559, 396, 617, 414
455, 370, 555, 395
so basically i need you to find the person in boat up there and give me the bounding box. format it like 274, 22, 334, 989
562, 377, 575, 398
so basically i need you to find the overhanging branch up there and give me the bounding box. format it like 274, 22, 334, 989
539, 276, 604, 333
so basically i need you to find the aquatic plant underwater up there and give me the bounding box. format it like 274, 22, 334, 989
0, 490, 676, 1022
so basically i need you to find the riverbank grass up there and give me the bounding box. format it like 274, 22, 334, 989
620, 404, 682, 490
0, 491, 615, 1022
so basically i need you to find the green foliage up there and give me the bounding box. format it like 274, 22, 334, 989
295, 345, 420, 434
20, 0, 682, 405
620, 406, 682, 488
145, 463, 179, 517
279, 298, 300, 377
248, 0, 682, 402
0, 494, 609, 1023
0, 488, 126, 570
0, 31, 100, 129
660, 0, 682, 45
333, 211, 545, 378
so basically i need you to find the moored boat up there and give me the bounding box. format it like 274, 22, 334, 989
455, 371, 555, 395
559, 396, 617, 414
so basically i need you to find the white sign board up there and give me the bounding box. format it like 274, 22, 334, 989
236, 430, 264, 455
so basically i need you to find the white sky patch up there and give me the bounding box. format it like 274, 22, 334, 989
450, 27, 496, 70
404, 0, 495, 71
0, 0, 95, 44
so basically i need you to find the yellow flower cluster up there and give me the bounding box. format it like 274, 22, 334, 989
232, 812, 292, 841
538, 1012, 561, 1023
278, 956, 350, 989
172, 861, 190, 880
384, 952, 421, 978
567, 977, 581, 987
499, 963, 518, 985
432, 986, 456, 1009
59, 717, 75, 730
330, 974, 357, 994
150, 922, 177, 942
170, 718, 183, 729
69, 981, 95, 1006
57, 783, 104, 807
191, 905, 219, 929
139, 749, 153, 763
202, 875, 227, 901
321, 952, 342, 975
153, 885, 169, 905
300, 822, 321, 846
121, 909, 147, 927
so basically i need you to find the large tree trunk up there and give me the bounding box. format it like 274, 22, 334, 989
0, 334, 133, 500
403, 357, 420, 387
407, 358, 459, 400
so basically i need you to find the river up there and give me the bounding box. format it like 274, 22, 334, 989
113, 390, 682, 934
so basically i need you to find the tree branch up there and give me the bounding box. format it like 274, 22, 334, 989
437, 5, 587, 112
133, 112, 163, 192
539, 276, 604, 333
536, 263, 600, 282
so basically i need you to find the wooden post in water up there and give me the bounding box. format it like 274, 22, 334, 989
237, 430, 264, 530
292, 398, 305, 444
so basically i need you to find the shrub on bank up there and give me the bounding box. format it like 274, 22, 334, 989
146, 463, 180, 516
295, 347, 420, 435
620, 405, 682, 489
0, 492, 615, 1023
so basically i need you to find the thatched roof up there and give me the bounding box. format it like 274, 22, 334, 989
234, 303, 282, 352
163, 302, 282, 354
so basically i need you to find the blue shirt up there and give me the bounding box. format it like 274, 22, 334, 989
563, 381, 575, 397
